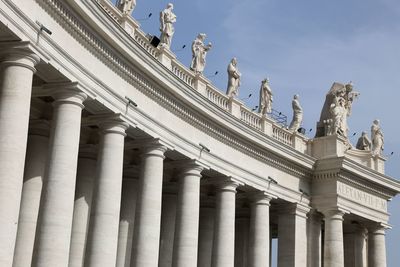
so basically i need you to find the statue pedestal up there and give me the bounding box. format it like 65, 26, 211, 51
228, 97, 243, 119
120, 15, 139, 37
373, 155, 386, 174
292, 131, 308, 154
193, 74, 209, 97
311, 134, 349, 159
261, 115, 274, 136
157, 46, 176, 70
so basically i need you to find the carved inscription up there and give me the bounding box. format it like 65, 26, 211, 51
337, 182, 387, 212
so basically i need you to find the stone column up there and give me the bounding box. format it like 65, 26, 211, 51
84, 119, 129, 267
172, 162, 204, 267
368, 225, 387, 267
116, 178, 138, 267
68, 146, 97, 267
13, 121, 49, 267
234, 206, 249, 267
158, 192, 177, 267
354, 225, 367, 267
307, 211, 322, 267
130, 140, 168, 267
33, 86, 87, 267
0, 42, 40, 266
197, 197, 215, 267
278, 203, 309, 267
322, 209, 345, 267
248, 193, 273, 267
211, 180, 239, 267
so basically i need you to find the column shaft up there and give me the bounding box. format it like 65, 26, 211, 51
198, 205, 215, 267
172, 164, 203, 267
84, 120, 128, 267
33, 88, 86, 267
323, 210, 345, 267
234, 213, 249, 267
116, 179, 138, 267
68, 155, 97, 267
307, 211, 322, 267
248, 195, 272, 267
354, 226, 367, 267
211, 181, 238, 267
158, 193, 177, 267
0, 44, 39, 266
368, 226, 387, 267
130, 142, 168, 267
13, 122, 49, 267
278, 204, 308, 267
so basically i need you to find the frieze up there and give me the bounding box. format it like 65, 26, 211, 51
337, 182, 387, 212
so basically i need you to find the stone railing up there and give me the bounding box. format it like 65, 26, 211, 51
240, 106, 262, 130
272, 126, 293, 146
171, 60, 194, 87
206, 84, 229, 111
97, 0, 309, 154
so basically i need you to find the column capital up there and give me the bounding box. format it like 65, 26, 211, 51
44, 82, 87, 108
214, 178, 242, 193
98, 118, 129, 137
138, 138, 171, 159
248, 191, 276, 206
0, 41, 40, 72
279, 202, 311, 218
321, 208, 347, 221
368, 223, 390, 235
167, 159, 210, 178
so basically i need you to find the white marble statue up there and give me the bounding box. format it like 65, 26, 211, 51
190, 33, 212, 74
371, 119, 384, 156
356, 131, 371, 151
316, 82, 360, 138
226, 58, 241, 98
159, 3, 176, 49
116, 0, 136, 16
288, 94, 303, 131
258, 78, 273, 115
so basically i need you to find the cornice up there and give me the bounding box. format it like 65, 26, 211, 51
28, 0, 315, 180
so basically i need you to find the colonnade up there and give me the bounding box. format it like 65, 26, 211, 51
0, 42, 389, 267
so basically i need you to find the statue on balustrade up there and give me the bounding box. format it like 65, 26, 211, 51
371, 119, 384, 156
315, 81, 360, 138
159, 3, 176, 49
356, 131, 371, 151
258, 78, 273, 115
190, 33, 212, 74
226, 58, 241, 98
288, 94, 303, 131
116, 0, 136, 16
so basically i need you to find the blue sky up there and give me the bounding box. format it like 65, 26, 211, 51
119, 0, 400, 265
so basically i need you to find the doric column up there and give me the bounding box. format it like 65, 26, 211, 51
248, 193, 273, 267
13, 120, 49, 267
278, 203, 309, 267
234, 205, 249, 267
116, 178, 138, 267
68, 146, 97, 267
158, 191, 177, 267
211, 180, 240, 267
84, 118, 129, 267
130, 140, 169, 267
0, 42, 40, 266
322, 209, 345, 267
354, 225, 367, 267
33, 85, 87, 267
307, 211, 322, 267
368, 224, 387, 267
172, 162, 204, 267
197, 195, 215, 267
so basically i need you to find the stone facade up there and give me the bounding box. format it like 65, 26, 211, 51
0, 0, 399, 267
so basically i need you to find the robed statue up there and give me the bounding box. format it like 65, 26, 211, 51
116, 0, 136, 16
288, 94, 303, 131
258, 78, 273, 115
190, 33, 212, 74
159, 3, 176, 49
226, 58, 241, 98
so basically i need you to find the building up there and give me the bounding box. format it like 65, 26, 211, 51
0, 0, 399, 266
